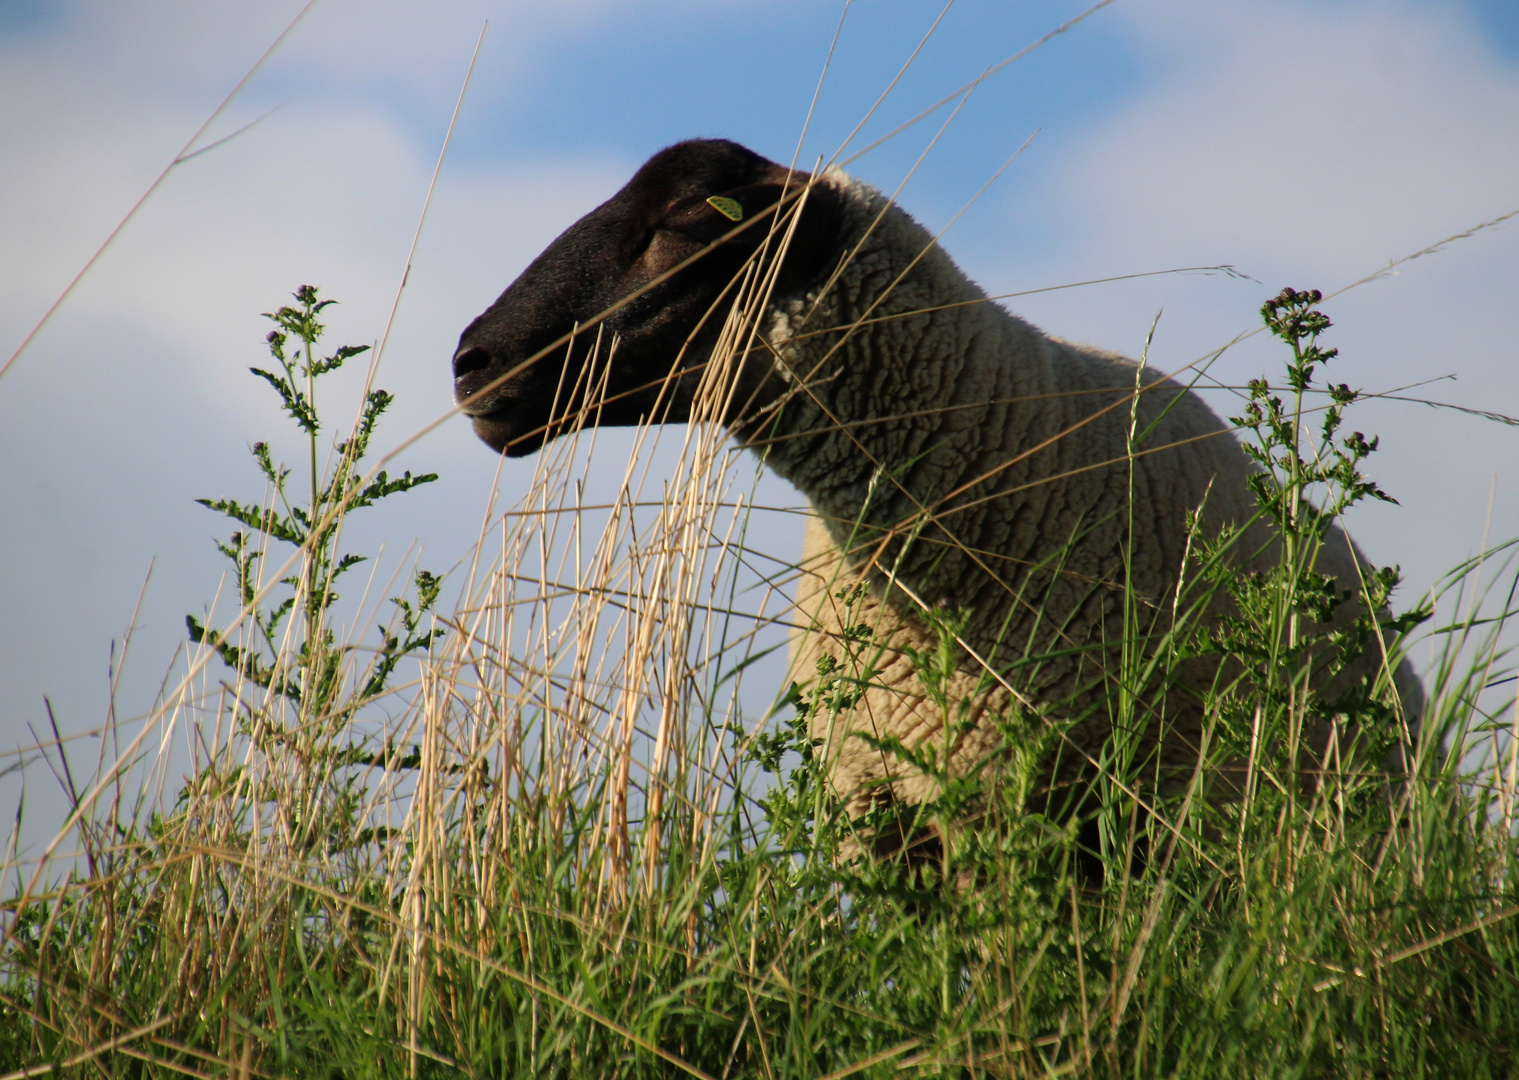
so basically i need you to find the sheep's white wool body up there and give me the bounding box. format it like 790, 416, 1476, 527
739, 171, 1422, 817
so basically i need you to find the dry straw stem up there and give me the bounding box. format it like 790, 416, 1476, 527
1309, 902, 1519, 992
0, 1015, 175, 1080
833, 0, 1121, 169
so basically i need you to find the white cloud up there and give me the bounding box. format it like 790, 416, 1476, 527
984, 0, 1519, 612
0, 58, 632, 425
1063, 0, 1519, 274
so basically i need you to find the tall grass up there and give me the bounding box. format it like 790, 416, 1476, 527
1, 237, 1516, 1078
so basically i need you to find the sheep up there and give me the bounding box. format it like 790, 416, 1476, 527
451, 138, 1423, 837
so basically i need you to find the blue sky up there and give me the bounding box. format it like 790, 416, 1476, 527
2, 0, 1517, 852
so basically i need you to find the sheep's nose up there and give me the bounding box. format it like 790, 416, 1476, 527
453, 346, 492, 379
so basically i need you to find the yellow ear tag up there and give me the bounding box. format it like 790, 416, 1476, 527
706, 195, 744, 222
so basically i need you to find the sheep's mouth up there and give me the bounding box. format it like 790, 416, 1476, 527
465, 405, 558, 457
456, 384, 560, 457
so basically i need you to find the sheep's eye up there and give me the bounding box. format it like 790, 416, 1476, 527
640, 227, 679, 255
647, 226, 696, 251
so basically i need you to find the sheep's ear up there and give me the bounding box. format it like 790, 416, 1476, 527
662, 183, 798, 247
663, 181, 844, 284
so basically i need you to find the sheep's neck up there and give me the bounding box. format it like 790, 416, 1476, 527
742, 205, 1073, 606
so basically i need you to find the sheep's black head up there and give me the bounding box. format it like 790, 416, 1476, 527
453, 139, 842, 456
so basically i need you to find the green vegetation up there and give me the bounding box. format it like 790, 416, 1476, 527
0, 287, 1515, 1078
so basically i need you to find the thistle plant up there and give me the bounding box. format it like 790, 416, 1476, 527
1194, 288, 1428, 804
187, 285, 443, 776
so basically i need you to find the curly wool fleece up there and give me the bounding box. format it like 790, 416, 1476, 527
735, 171, 1422, 819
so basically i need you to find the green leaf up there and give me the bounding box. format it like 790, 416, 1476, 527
250, 365, 319, 435
195, 497, 305, 545
348, 470, 438, 512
